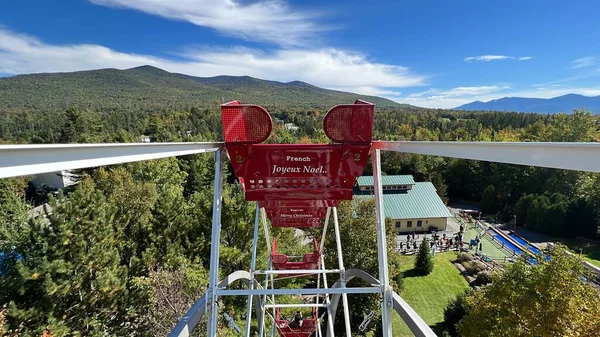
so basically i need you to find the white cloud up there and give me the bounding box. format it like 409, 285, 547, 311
410, 85, 510, 98
90, 0, 325, 46
329, 86, 402, 97
0, 27, 426, 95
570, 56, 596, 69
464, 55, 534, 62
464, 55, 509, 62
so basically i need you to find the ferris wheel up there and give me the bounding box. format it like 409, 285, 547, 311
1, 100, 599, 337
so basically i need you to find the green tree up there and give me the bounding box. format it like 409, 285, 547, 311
140, 262, 208, 336
526, 194, 550, 232
0, 178, 29, 257
93, 166, 159, 273
322, 199, 401, 335
1, 179, 133, 336
568, 198, 598, 239
443, 289, 473, 336
514, 193, 535, 226
414, 238, 434, 275
480, 185, 499, 214
458, 245, 600, 337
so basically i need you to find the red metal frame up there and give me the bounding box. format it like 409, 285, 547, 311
221, 100, 374, 204
221, 101, 273, 144
275, 308, 318, 337
323, 99, 374, 144
271, 238, 320, 274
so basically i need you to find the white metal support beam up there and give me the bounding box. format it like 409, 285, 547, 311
322, 254, 336, 337
217, 287, 382, 296
245, 204, 261, 337
391, 293, 437, 337
319, 208, 335, 337
332, 207, 352, 337
170, 270, 264, 337
264, 303, 329, 309
207, 150, 224, 337
0, 142, 223, 179
255, 269, 341, 275
259, 208, 274, 337
373, 141, 600, 173
319, 207, 332, 253
372, 149, 393, 337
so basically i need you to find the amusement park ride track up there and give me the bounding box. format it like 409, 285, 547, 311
1, 100, 600, 337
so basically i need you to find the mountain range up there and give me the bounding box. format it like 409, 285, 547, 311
0, 65, 405, 112
454, 94, 600, 114
3, 66, 598, 114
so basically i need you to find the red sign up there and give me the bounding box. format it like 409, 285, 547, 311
259, 200, 339, 209
226, 143, 370, 201
265, 206, 328, 220
221, 100, 375, 228
271, 218, 323, 228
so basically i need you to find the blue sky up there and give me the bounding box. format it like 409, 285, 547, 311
1, 0, 600, 108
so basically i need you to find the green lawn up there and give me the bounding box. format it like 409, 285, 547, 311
563, 240, 600, 268
391, 252, 470, 336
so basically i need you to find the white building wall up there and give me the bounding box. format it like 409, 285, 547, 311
31, 171, 78, 190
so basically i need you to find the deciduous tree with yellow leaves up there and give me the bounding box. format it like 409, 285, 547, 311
458, 245, 600, 337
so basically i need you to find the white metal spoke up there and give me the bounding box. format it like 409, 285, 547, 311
333, 207, 352, 337
206, 150, 224, 337
0, 142, 223, 178
245, 204, 261, 337
373, 141, 600, 172
372, 149, 393, 337
217, 287, 382, 296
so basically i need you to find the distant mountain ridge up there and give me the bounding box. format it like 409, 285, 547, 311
454, 94, 600, 113
0, 65, 408, 112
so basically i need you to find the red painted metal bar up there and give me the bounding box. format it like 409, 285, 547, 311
221, 100, 374, 222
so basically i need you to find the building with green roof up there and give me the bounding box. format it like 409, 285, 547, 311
355, 175, 452, 233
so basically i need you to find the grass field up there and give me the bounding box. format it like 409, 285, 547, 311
391, 252, 470, 336
563, 240, 600, 268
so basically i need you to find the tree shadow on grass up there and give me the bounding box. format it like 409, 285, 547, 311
402, 268, 424, 278
430, 321, 449, 336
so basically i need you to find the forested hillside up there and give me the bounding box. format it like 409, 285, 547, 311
0, 66, 404, 112
1, 67, 600, 336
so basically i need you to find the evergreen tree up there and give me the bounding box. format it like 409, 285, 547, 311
480, 185, 499, 214
443, 289, 473, 336
415, 238, 434, 275
1, 179, 133, 336
514, 194, 535, 226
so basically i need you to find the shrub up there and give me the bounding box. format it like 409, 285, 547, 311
443, 289, 473, 336
389, 256, 404, 290
415, 238, 434, 275
462, 260, 487, 276
475, 270, 493, 285
456, 252, 474, 263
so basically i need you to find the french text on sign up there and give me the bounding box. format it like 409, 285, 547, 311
271, 165, 328, 175
286, 156, 311, 162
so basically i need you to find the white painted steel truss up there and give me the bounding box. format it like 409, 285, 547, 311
3, 141, 600, 337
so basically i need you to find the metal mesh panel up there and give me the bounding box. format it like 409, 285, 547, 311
323, 102, 374, 143
221, 104, 272, 143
